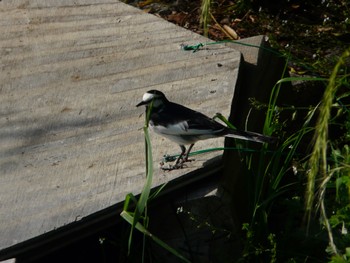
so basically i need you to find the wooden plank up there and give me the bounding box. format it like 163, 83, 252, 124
0, 0, 241, 253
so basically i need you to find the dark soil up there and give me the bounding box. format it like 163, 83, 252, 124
125, 0, 350, 76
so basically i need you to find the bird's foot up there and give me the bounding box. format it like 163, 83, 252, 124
160, 159, 177, 170
161, 155, 194, 163
160, 157, 194, 171
160, 164, 184, 171
182, 157, 195, 163
160, 162, 185, 171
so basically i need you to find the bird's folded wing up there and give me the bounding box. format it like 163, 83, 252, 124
157, 119, 225, 135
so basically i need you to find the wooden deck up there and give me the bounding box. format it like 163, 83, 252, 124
0, 0, 241, 256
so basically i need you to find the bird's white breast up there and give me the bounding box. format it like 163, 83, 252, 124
149, 120, 222, 145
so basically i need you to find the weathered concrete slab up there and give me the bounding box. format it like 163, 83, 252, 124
0, 0, 241, 255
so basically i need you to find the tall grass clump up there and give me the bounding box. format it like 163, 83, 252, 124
240, 48, 350, 261
237, 52, 334, 261
304, 48, 350, 260
305, 49, 350, 223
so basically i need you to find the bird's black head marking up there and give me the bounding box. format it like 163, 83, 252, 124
136, 90, 168, 107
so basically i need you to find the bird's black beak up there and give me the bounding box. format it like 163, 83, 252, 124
136, 101, 146, 107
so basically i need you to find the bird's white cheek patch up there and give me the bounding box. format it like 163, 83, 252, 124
142, 92, 154, 103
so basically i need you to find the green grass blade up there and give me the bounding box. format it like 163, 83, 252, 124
275, 76, 327, 85
136, 126, 153, 215
121, 211, 191, 263
123, 193, 138, 212
149, 182, 168, 200
125, 103, 155, 254
200, 0, 211, 37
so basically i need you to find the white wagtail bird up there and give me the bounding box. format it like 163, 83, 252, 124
136, 90, 276, 170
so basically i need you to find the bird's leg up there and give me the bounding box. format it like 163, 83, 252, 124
183, 144, 194, 162
173, 144, 195, 168
174, 145, 187, 166
161, 145, 194, 171
161, 145, 186, 170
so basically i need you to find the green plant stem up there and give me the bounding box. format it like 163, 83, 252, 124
200, 0, 211, 37
319, 171, 339, 255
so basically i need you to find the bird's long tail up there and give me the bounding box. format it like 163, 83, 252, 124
225, 129, 276, 144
